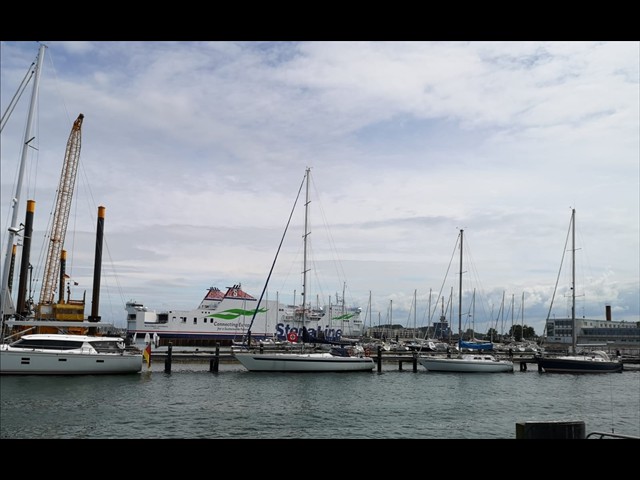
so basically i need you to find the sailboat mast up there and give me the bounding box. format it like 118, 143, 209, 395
302, 167, 311, 323
458, 229, 463, 344
571, 208, 576, 354
1, 44, 46, 321
413, 289, 417, 331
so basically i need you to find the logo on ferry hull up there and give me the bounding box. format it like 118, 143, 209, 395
332, 313, 355, 321
209, 308, 267, 320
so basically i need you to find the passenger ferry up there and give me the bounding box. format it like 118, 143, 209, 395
125, 284, 365, 347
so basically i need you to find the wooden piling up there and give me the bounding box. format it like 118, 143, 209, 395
377, 346, 382, 373
164, 342, 172, 373
413, 352, 417, 372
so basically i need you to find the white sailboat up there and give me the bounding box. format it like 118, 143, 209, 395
418, 229, 514, 373
234, 168, 374, 372
537, 209, 623, 373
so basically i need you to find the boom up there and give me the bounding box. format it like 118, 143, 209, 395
39, 113, 84, 305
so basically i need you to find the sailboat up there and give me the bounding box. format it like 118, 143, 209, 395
418, 229, 514, 373
234, 168, 374, 372
537, 209, 623, 374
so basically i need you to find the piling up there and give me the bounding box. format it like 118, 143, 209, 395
413, 352, 418, 372
377, 346, 382, 373
209, 343, 220, 373
164, 343, 173, 373
515, 420, 585, 439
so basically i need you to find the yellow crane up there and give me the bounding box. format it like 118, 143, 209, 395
36, 113, 85, 326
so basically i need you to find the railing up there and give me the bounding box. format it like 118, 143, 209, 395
586, 431, 640, 439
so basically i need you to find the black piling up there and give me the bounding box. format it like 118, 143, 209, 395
520, 360, 527, 371
412, 352, 418, 372
164, 342, 172, 373
210, 343, 220, 373
377, 346, 382, 373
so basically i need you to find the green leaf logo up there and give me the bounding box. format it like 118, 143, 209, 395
209, 307, 268, 320
333, 313, 355, 321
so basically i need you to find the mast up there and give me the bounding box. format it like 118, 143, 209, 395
1, 44, 46, 322
413, 289, 417, 331
301, 167, 311, 324
458, 229, 463, 346
570, 208, 576, 354
366, 290, 371, 334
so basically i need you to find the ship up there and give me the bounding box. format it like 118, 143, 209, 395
125, 284, 364, 347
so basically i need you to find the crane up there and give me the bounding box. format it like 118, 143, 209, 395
38, 113, 84, 307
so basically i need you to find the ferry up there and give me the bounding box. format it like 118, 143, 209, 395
125, 284, 365, 347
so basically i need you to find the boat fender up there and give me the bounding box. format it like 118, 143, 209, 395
287, 332, 298, 343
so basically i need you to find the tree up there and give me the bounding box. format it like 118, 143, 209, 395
508, 324, 536, 341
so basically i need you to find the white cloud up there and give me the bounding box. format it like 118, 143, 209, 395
1, 40, 638, 337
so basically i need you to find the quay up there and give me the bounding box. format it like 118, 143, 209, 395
147, 343, 640, 373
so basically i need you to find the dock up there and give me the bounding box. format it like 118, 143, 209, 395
146, 344, 640, 373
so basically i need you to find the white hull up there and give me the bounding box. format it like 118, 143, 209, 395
0, 334, 142, 375
418, 354, 514, 373
0, 350, 143, 375
234, 352, 375, 372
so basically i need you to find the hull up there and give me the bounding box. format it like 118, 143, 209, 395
126, 285, 364, 346
0, 349, 142, 375
537, 355, 623, 373
234, 352, 375, 372
0, 333, 143, 375
418, 354, 514, 373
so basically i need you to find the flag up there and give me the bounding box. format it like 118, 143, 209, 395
143, 342, 151, 368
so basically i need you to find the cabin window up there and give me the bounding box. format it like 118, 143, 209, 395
12, 339, 83, 350
193, 317, 197, 324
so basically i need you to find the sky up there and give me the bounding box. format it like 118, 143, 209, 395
1, 41, 638, 337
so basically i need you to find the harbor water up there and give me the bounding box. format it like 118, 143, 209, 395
1, 362, 639, 439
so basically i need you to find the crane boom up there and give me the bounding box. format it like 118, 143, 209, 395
39, 113, 84, 305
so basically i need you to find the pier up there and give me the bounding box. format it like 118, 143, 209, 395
148, 343, 639, 373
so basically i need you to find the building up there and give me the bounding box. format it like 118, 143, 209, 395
544, 305, 640, 354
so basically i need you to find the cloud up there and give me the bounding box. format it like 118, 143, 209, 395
1, 40, 638, 337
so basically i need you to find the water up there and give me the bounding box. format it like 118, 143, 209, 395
1, 362, 639, 439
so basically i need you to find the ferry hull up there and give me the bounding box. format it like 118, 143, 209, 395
126, 285, 364, 347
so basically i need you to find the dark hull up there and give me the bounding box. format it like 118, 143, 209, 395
538, 357, 623, 373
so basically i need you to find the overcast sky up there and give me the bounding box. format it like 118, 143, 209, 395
1, 41, 638, 336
